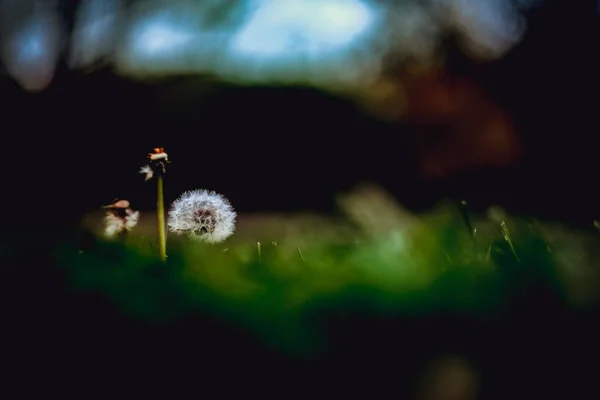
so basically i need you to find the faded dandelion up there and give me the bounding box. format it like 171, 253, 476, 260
168, 189, 236, 243
102, 199, 140, 238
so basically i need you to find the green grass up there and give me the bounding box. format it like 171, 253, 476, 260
52, 202, 578, 358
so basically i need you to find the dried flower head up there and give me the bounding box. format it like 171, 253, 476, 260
140, 147, 170, 181
103, 199, 140, 238
148, 147, 168, 161
168, 189, 236, 243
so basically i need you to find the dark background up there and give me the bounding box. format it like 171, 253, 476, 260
3, 0, 600, 231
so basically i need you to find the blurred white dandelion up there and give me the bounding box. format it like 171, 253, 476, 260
104, 210, 140, 237
168, 189, 236, 243
102, 199, 140, 238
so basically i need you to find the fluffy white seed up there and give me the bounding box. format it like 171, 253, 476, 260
168, 189, 236, 243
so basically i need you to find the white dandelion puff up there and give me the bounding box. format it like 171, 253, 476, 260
102, 199, 140, 238
104, 213, 125, 237
124, 209, 140, 230
168, 189, 236, 243
139, 165, 154, 181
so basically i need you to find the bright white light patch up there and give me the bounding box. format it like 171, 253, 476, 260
231, 0, 375, 58
115, 2, 236, 75
131, 19, 194, 58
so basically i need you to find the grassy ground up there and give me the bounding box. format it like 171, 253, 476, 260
63, 186, 600, 355
4, 185, 600, 396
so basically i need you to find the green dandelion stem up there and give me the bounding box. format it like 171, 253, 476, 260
157, 174, 167, 262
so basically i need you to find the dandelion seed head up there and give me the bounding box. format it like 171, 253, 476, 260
104, 212, 125, 237
168, 189, 236, 243
124, 209, 140, 230
103, 204, 140, 238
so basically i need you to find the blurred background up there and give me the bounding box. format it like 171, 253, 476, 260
2, 0, 600, 230
3, 1, 600, 397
